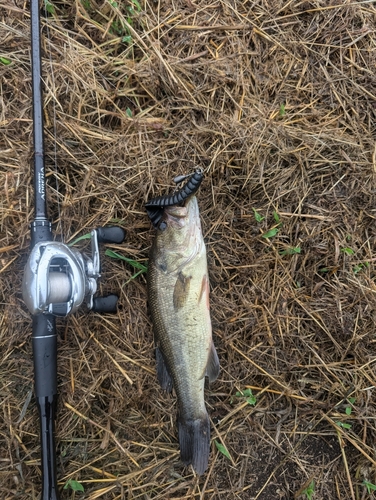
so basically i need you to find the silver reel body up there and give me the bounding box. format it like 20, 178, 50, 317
22, 229, 106, 316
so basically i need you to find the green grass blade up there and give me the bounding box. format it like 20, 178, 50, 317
252, 208, 264, 222
131, 0, 142, 11
105, 249, 147, 272
301, 479, 315, 500
363, 480, 376, 493
262, 227, 279, 239
68, 233, 91, 246
214, 440, 232, 461
125, 269, 145, 284
64, 479, 84, 492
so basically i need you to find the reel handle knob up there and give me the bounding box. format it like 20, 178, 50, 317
92, 294, 119, 313
96, 227, 126, 244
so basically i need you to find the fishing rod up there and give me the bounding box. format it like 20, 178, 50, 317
22, 1, 125, 498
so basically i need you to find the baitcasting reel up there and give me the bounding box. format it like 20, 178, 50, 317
22, 226, 125, 316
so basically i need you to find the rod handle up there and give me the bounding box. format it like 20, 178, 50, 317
92, 294, 119, 313
32, 314, 59, 499
36, 396, 60, 500
96, 227, 126, 244
32, 315, 57, 397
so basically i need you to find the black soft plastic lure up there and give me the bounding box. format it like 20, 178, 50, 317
145, 169, 204, 228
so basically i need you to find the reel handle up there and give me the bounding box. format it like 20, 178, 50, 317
96, 227, 126, 244
92, 294, 119, 313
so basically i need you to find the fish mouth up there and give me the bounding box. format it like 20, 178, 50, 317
162, 196, 199, 231
147, 201, 188, 232
163, 204, 188, 230
145, 170, 204, 229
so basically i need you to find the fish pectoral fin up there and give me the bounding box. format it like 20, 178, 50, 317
156, 346, 173, 392
173, 271, 192, 310
205, 340, 220, 383
198, 274, 209, 308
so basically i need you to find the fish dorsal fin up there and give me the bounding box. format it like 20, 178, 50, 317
173, 271, 191, 310
205, 340, 220, 383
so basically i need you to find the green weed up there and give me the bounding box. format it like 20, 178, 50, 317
261, 211, 282, 239
105, 249, 147, 272
105, 249, 147, 282
279, 246, 301, 256
214, 440, 232, 461
109, 0, 142, 44
130, 0, 141, 11
353, 262, 370, 274
44, 0, 55, 14
68, 233, 91, 246
109, 218, 126, 224
231, 388, 256, 406
80, 0, 91, 10
0, 56, 11, 65
345, 397, 356, 416
363, 480, 376, 494
341, 247, 355, 255
252, 208, 264, 222
273, 210, 280, 223
301, 480, 315, 500
336, 421, 351, 430
335, 397, 355, 430
262, 227, 279, 239
340, 246, 370, 274
64, 479, 84, 493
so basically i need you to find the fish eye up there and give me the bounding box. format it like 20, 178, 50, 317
159, 221, 167, 231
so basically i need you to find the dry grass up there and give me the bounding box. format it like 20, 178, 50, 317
1, 0, 376, 498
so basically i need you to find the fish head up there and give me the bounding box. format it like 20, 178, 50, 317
158, 195, 200, 238
152, 196, 203, 268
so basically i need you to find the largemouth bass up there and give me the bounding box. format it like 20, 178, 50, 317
147, 193, 220, 475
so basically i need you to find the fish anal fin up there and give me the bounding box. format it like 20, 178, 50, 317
178, 413, 210, 475
156, 346, 173, 392
205, 341, 220, 383
173, 272, 191, 310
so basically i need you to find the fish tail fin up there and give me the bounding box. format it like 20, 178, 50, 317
178, 413, 210, 475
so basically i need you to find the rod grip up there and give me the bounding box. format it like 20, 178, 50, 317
36, 396, 60, 500
32, 314, 60, 499
32, 315, 57, 398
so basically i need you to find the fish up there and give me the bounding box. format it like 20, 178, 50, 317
147, 194, 220, 475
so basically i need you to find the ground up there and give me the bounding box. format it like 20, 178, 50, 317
1, 0, 376, 499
